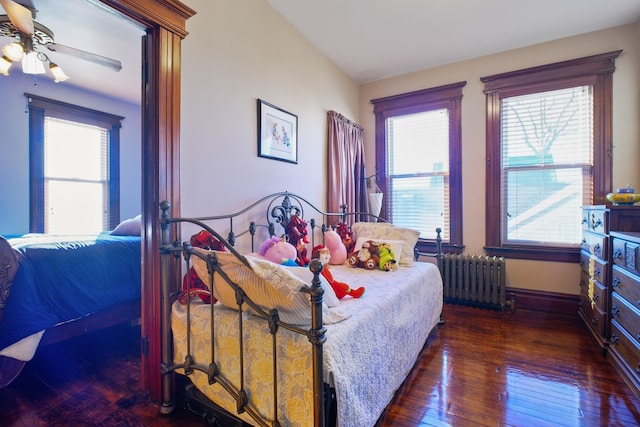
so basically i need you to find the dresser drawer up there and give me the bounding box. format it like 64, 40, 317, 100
611, 265, 640, 310
610, 320, 640, 381
580, 250, 607, 284
581, 231, 607, 260
582, 208, 607, 234
612, 236, 640, 276
579, 291, 607, 338
579, 276, 607, 315
611, 292, 640, 345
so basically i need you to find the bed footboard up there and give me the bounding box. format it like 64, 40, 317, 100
159, 196, 328, 425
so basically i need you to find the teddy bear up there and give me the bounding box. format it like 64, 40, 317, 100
347, 239, 380, 270
324, 228, 347, 265
377, 241, 397, 271
311, 245, 364, 298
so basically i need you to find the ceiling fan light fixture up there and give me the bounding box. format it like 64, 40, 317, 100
2, 41, 23, 61
0, 54, 12, 75
21, 50, 44, 74
49, 62, 69, 82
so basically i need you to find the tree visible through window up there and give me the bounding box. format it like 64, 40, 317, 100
372, 82, 466, 254
28, 94, 123, 234
482, 51, 621, 262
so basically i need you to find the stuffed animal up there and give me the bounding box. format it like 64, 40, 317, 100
311, 245, 364, 298
377, 242, 397, 271
286, 214, 310, 266
182, 230, 226, 304
335, 222, 355, 253
259, 235, 298, 265
324, 228, 347, 265
347, 240, 380, 270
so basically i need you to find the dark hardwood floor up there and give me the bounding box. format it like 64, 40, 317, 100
2, 304, 639, 426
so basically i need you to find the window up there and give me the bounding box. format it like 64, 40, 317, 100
482, 51, 622, 262
28, 94, 124, 234
372, 82, 466, 254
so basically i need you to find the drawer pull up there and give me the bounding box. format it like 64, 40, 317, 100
611, 306, 620, 317
613, 249, 622, 260
612, 278, 620, 288
611, 333, 619, 344
591, 316, 598, 325
593, 293, 599, 302
582, 217, 587, 225
593, 244, 600, 253
594, 268, 601, 276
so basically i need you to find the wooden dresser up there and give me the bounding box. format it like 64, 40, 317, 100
580, 206, 640, 345
609, 231, 640, 395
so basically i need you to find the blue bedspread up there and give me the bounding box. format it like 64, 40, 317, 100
0, 234, 141, 349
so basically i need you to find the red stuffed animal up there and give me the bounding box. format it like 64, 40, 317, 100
286, 214, 310, 266
311, 245, 364, 299
181, 230, 225, 304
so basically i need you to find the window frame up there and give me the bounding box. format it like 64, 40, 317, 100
372, 81, 466, 254
27, 93, 124, 233
481, 51, 622, 262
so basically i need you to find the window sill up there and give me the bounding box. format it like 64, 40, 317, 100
484, 245, 580, 263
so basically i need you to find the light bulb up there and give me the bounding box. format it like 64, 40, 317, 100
50, 63, 69, 82
2, 42, 24, 62
0, 55, 12, 76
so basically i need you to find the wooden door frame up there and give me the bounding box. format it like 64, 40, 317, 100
97, 0, 195, 403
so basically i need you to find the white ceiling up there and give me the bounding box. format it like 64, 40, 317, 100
2, 0, 640, 102
266, 0, 640, 83
0, 0, 144, 104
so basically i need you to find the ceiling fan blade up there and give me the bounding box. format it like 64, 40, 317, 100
46, 42, 123, 72
0, 0, 34, 34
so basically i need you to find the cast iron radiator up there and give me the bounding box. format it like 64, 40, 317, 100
439, 253, 514, 313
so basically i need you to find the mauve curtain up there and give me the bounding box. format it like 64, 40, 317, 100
327, 110, 368, 223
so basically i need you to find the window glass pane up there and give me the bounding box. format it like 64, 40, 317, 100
504, 167, 585, 245
388, 110, 449, 175
45, 180, 106, 234
44, 116, 109, 234
390, 176, 446, 239
45, 118, 107, 180
500, 86, 593, 246
386, 109, 450, 240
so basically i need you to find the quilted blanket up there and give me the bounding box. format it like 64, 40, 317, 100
172, 261, 443, 426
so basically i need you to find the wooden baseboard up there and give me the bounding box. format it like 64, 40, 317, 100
507, 288, 578, 315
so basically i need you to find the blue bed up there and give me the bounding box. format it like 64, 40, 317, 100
0, 233, 141, 386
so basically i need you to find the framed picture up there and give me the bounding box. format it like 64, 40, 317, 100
257, 99, 298, 164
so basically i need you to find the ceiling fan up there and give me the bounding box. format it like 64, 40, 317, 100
0, 0, 122, 81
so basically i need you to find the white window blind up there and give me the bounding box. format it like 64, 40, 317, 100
500, 85, 593, 246
386, 109, 449, 239
44, 117, 109, 234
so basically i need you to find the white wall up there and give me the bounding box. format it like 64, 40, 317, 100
179, 0, 360, 239
359, 23, 640, 295
0, 72, 141, 235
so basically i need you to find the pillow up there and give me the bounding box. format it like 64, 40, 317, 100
351, 222, 419, 266
111, 214, 141, 236
353, 237, 404, 267
191, 249, 340, 324
285, 265, 340, 307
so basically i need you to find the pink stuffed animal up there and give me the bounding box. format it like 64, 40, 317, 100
259, 236, 297, 265
324, 228, 347, 265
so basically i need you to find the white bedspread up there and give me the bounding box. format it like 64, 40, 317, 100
172, 261, 443, 426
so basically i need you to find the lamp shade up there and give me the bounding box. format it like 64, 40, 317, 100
49, 62, 69, 82
2, 42, 24, 61
0, 55, 12, 76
